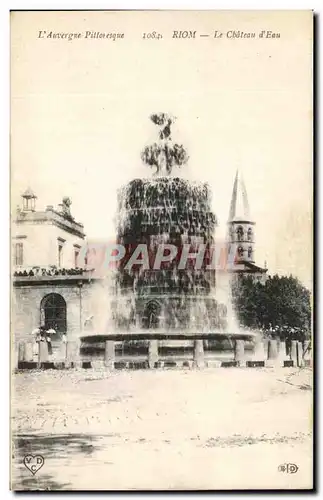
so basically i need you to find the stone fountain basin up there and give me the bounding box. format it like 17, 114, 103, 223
80, 332, 256, 356
80, 332, 256, 343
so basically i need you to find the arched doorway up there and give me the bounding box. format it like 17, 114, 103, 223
40, 293, 67, 340
143, 300, 162, 329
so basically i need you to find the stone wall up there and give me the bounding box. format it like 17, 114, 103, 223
12, 281, 95, 342
12, 212, 85, 269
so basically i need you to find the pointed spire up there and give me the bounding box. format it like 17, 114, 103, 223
228, 170, 251, 222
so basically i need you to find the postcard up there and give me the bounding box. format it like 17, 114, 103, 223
11, 10, 313, 491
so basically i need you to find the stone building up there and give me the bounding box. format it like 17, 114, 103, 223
12, 189, 98, 343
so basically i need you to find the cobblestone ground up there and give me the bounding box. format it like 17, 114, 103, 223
11, 367, 313, 490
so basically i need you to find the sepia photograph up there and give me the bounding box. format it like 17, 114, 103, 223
10, 10, 313, 491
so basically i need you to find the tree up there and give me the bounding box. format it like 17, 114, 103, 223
231, 274, 311, 336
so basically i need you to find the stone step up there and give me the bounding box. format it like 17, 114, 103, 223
15, 359, 297, 371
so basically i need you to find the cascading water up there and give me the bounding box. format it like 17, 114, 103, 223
112, 113, 227, 334
81, 113, 256, 358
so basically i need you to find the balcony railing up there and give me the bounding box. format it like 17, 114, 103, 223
12, 266, 95, 283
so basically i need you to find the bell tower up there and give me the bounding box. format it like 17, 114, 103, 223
21, 187, 37, 212
227, 170, 255, 263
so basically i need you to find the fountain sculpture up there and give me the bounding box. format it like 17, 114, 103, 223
112, 113, 227, 333
81, 114, 255, 360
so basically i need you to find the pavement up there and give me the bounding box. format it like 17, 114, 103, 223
11, 366, 313, 490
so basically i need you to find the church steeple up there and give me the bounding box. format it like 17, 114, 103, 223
228, 170, 251, 223
227, 171, 255, 263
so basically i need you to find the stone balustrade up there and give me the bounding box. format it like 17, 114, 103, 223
13, 267, 86, 278
15, 337, 312, 371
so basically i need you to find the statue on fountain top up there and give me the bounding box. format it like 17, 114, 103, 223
141, 113, 189, 176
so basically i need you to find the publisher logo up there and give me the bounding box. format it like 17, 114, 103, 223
278, 463, 299, 474
23, 454, 44, 475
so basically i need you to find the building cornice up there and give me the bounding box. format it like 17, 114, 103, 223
227, 220, 256, 225
15, 209, 86, 239
13, 272, 103, 286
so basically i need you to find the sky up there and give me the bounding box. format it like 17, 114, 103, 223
11, 10, 313, 288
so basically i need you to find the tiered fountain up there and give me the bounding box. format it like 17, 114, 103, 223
80, 114, 254, 363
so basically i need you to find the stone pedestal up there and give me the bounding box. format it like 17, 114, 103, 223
234, 340, 245, 363
59, 341, 68, 361
290, 340, 298, 366
297, 341, 304, 367
278, 340, 287, 360
267, 339, 278, 359
148, 340, 158, 368
303, 340, 312, 366
18, 342, 25, 362
105, 340, 115, 370
66, 341, 78, 365
253, 340, 266, 360
194, 339, 205, 368
38, 341, 48, 363
24, 342, 34, 362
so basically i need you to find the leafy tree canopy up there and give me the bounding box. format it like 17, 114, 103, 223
231, 274, 311, 336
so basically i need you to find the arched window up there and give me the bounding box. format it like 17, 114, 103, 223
248, 246, 253, 259
237, 246, 244, 258
236, 226, 244, 241
143, 300, 162, 329
142, 300, 161, 328
40, 293, 67, 339
247, 228, 253, 241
